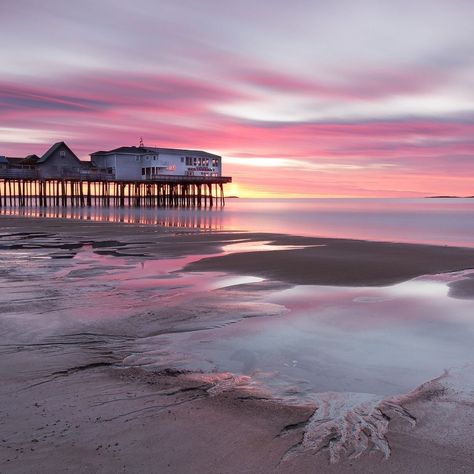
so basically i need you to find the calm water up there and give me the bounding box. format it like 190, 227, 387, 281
137, 270, 474, 398
1, 198, 474, 246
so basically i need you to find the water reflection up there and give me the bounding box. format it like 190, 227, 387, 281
222, 240, 317, 253
134, 272, 474, 399
223, 198, 474, 247
2, 197, 474, 246
0, 205, 224, 230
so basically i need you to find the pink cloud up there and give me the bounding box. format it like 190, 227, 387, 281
237, 65, 449, 100
1, 71, 473, 197
0, 72, 249, 118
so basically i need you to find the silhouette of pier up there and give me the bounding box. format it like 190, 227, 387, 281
0, 174, 231, 209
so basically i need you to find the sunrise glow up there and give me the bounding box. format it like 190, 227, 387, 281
1, 0, 473, 197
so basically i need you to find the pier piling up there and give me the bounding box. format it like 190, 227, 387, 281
0, 176, 230, 209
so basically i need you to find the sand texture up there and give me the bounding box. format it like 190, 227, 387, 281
185, 238, 474, 286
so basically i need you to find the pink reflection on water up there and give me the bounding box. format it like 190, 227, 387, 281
129, 272, 474, 398
0, 204, 224, 231
222, 198, 474, 247
222, 240, 320, 253
50, 243, 266, 323
2, 198, 474, 246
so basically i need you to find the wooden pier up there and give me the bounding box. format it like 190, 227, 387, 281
0, 174, 232, 209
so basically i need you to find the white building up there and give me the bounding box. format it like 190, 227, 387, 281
90, 146, 222, 181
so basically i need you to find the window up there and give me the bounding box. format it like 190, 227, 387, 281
135, 156, 140, 162
181, 157, 184, 163
141, 168, 145, 175
60, 150, 66, 157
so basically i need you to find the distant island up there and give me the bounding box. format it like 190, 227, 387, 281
226, 195, 240, 198
426, 195, 474, 199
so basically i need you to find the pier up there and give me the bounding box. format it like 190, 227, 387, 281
0, 141, 232, 209
0, 174, 231, 209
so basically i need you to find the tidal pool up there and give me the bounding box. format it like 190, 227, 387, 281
131, 270, 474, 399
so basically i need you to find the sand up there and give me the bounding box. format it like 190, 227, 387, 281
1, 216, 474, 473
185, 237, 474, 287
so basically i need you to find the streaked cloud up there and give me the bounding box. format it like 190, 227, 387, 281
0, 0, 473, 196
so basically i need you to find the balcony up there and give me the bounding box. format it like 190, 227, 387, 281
141, 174, 232, 184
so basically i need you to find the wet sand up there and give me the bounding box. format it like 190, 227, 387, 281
1, 216, 474, 473
185, 238, 474, 287
2, 216, 474, 286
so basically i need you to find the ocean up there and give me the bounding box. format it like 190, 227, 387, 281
1, 197, 474, 247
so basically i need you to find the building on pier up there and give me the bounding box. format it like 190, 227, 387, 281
1, 142, 225, 182
0, 140, 232, 209
90, 146, 222, 181
33, 142, 84, 178
2, 142, 84, 179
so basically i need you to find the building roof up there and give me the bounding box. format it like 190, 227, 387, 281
37, 141, 81, 164
91, 146, 221, 159
22, 154, 40, 165
5, 157, 25, 164
4, 156, 37, 168
80, 161, 96, 169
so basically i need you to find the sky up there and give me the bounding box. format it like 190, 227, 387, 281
1, 0, 473, 197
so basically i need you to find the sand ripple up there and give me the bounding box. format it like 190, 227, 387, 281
281, 391, 414, 463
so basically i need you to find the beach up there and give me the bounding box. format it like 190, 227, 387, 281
1, 215, 474, 473
3, 0, 473, 469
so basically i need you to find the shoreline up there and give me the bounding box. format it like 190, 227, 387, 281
1, 215, 474, 473
2, 196, 474, 249
2, 215, 474, 291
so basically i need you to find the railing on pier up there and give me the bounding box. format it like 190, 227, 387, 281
141, 175, 231, 184
0, 169, 109, 180
0, 169, 231, 182
0, 169, 38, 179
